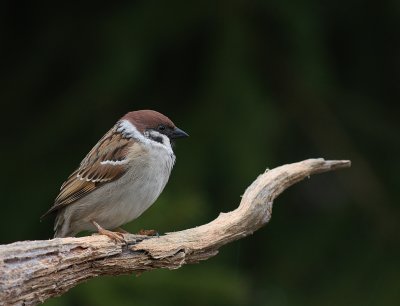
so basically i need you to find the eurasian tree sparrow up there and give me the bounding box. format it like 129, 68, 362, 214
42, 110, 188, 241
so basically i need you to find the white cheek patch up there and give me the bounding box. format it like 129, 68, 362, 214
147, 130, 173, 153
147, 130, 167, 144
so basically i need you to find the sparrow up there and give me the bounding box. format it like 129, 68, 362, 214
41, 110, 188, 241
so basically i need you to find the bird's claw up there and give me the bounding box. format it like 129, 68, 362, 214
92, 221, 126, 244
136, 229, 159, 237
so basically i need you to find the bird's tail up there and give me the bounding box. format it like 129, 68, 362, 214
53, 212, 74, 238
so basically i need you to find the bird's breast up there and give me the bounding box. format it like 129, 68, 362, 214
114, 144, 175, 223
69, 141, 176, 231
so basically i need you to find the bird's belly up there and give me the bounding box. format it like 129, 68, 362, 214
69, 151, 174, 232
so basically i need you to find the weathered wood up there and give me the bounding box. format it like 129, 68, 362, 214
0, 158, 350, 305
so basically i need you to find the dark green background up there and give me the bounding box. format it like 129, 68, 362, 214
1, 1, 399, 305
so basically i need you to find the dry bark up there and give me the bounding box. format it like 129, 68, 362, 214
0, 158, 350, 305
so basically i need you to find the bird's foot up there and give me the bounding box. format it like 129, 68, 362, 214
136, 229, 159, 237
92, 221, 126, 243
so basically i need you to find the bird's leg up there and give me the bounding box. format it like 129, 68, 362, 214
91, 221, 126, 243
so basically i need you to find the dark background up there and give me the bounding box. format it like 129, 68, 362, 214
1, 1, 399, 305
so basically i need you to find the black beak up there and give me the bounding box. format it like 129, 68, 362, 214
170, 127, 189, 139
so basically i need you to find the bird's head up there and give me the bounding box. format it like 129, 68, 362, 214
122, 110, 188, 145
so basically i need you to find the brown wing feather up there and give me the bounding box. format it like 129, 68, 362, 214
41, 125, 134, 218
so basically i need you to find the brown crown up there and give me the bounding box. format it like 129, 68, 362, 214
121, 110, 175, 133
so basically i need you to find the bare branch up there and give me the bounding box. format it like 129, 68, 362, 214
0, 158, 350, 305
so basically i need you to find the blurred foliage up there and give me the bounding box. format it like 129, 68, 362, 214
1, 0, 399, 305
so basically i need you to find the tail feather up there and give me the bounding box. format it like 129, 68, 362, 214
53, 211, 75, 238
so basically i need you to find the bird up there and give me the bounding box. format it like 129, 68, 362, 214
41, 110, 188, 241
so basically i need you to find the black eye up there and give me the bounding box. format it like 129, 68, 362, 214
158, 124, 166, 131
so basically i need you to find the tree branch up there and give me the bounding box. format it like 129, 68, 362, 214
0, 158, 350, 305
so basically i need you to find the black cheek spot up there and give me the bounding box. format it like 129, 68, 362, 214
150, 135, 164, 144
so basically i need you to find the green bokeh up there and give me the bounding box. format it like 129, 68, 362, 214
1, 1, 399, 305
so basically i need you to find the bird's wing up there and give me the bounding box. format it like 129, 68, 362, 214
41, 125, 141, 218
